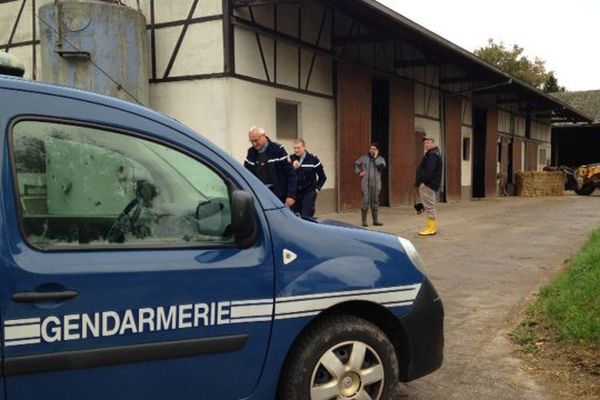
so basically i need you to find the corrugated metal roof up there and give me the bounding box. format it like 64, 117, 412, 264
551, 90, 600, 123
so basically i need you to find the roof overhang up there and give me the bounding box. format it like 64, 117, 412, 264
329, 0, 592, 123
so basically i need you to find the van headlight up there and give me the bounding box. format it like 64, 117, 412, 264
397, 236, 426, 272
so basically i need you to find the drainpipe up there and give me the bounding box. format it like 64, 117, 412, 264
439, 93, 447, 202
444, 78, 512, 98
54, 0, 63, 49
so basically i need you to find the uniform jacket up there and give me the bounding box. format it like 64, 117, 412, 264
244, 140, 297, 201
416, 147, 443, 191
354, 154, 386, 193
289, 152, 327, 194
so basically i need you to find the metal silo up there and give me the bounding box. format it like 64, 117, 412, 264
39, 1, 149, 105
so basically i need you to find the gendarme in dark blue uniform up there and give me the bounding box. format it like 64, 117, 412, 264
244, 139, 297, 203
289, 151, 326, 218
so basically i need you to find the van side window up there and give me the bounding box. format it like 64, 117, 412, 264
12, 121, 233, 250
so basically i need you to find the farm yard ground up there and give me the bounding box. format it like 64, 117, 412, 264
320, 192, 600, 399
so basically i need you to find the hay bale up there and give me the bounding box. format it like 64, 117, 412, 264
515, 171, 566, 197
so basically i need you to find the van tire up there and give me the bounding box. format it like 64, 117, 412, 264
277, 315, 400, 400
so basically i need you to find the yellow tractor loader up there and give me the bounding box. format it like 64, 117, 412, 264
560, 163, 600, 196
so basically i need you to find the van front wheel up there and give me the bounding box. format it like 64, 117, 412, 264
278, 315, 400, 400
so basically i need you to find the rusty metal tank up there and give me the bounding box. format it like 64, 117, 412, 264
39, 1, 149, 105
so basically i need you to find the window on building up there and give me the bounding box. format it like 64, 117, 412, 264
462, 137, 470, 161
12, 121, 233, 250
276, 100, 299, 139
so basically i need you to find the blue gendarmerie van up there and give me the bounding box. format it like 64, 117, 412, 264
0, 69, 443, 400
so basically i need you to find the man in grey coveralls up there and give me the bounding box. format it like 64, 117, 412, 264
354, 143, 386, 227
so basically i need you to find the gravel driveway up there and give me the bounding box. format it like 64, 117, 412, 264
320, 194, 600, 399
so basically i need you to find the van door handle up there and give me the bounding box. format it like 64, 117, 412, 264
12, 290, 79, 303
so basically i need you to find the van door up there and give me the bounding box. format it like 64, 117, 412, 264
1, 119, 274, 400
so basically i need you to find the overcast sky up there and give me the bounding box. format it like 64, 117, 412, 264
377, 0, 600, 91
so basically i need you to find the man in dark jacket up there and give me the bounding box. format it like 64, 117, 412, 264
415, 136, 443, 236
244, 126, 296, 207
289, 138, 326, 218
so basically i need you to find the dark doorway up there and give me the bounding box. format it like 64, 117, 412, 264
472, 107, 487, 198
553, 127, 600, 167
507, 142, 514, 184
371, 78, 390, 206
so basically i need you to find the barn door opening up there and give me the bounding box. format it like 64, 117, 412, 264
472, 107, 487, 198
371, 78, 390, 206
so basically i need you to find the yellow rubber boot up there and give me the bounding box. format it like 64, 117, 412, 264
419, 218, 437, 236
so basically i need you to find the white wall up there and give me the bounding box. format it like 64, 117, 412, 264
531, 120, 551, 142
233, 1, 333, 96
414, 72, 440, 119
514, 115, 526, 137
498, 109, 511, 134
227, 79, 336, 190
538, 143, 551, 170
414, 117, 441, 144
149, 78, 231, 152
149, 77, 336, 191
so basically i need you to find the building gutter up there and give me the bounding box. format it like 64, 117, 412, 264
444, 79, 513, 98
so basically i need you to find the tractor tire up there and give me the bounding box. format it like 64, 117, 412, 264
575, 184, 595, 196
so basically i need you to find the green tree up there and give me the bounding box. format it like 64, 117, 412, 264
474, 39, 565, 91
543, 71, 565, 93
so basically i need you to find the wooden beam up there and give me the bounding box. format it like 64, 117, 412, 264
496, 97, 521, 104
333, 34, 395, 46
394, 58, 437, 68
439, 76, 472, 84
232, 0, 301, 7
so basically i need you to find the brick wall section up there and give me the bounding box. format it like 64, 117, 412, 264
389, 79, 416, 206
445, 97, 462, 201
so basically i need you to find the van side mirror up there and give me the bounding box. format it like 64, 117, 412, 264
230, 190, 257, 248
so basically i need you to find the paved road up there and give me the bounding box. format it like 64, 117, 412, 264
320, 194, 600, 400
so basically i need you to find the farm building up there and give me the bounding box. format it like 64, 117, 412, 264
0, 0, 591, 211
